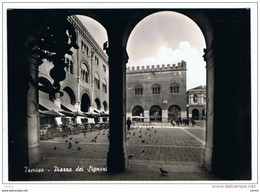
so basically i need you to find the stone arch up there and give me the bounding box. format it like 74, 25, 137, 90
103, 101, 108, 111
38, 76, 55, 100
81, 92, 91, 112
95, 98, 101, 110
62, 86, 76, 104
168, 105, 181, 122
132, 105, 144, 116
149, 105, 162, 122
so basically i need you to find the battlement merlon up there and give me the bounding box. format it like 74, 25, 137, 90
126, 60, 187, 73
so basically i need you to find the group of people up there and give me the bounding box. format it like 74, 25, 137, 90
171, 117, 196, 127
126, 117, 196, 130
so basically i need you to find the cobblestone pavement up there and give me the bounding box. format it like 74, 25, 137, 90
27, 122, 217, 181
40, 123, 205, 163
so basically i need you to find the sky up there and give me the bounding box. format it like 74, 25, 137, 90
77, 11, 206, 90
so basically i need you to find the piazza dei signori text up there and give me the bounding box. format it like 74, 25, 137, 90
6, 8, 251, 182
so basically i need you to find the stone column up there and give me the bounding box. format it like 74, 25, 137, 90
203, 45, 214, 172
27, 55, 43, 165
106, 41, 129, 172
144, 110, 149, 122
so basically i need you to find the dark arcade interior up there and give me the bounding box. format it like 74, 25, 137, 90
7, 8, 251, 181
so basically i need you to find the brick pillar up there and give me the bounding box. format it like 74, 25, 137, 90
162, 109, 168, 123
144, 110, 149, 122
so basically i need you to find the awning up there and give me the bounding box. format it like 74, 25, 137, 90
73, 111, 85, 116
39, 110, 64, 117
60, 110, 75, 117
84, 111, 100, 117
61, 102, 78, 112
100, 111, 109, 117
39, 98, 63, 112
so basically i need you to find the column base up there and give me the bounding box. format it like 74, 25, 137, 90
107, 149, 127, 173
203, 144, 213, 172
28, 143, 43, 165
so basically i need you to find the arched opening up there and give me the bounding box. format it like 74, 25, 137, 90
103, 101, 108, 111
95, 98, 101, 110
149, 105, 162, 122
192, 108, 199, 120
38, 77, 55, 101
125, 10, 208, 176
62, 86, 76, 105
7, 8, 252, 181
81, 93, 91, 112
168, 105, 181, 122
132, 105, 144, 122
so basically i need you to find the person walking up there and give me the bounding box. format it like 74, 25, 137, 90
127, 117, 132, 130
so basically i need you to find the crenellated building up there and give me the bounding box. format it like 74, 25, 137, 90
38, 15, 109, 125
126, 61, 187, 123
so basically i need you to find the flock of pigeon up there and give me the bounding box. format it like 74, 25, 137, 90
127, 126, 168, 176
53, 126, 168, 176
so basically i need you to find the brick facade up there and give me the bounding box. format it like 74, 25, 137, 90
126, 61, 187, 123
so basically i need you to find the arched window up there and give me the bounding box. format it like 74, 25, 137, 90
95, 98, 101, 110
102, 79, 107, 93
170, 84, 179, 93
134, 85, 143, 95
152, 84, 160, 95
103, 101, 108, 111
94, 73, 100, 89
81, 63, 89, 83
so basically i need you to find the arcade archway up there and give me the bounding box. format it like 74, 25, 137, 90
149, 105, 162, 122
81, 93, 91, 112
168, 105, 181, 122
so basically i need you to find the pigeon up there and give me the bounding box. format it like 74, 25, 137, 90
54, 146, 57, 150
69, 137, 73, 140
160, 168, 169, 176
94, 136, 98, 139
141, 149, 145, 153
65, 140, 68, 143
75, 141, 79, 144
127, 137, 129, 140
68, 143, 72, 149
142, 140, 145, 143
77, 147, 82, 151
139, 135, 142, 138
155, 130, 157, 133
